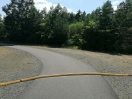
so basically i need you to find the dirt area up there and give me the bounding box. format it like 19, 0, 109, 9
0, 46, 42, 99
29, 46, 132, 99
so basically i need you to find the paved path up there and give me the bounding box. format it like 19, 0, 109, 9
8, 45, 118, 99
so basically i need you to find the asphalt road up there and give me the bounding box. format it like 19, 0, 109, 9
8, 45, 118, 99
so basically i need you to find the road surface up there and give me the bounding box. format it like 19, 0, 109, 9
7, 45, 118, 99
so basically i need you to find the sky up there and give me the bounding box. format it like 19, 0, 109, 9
0, 0, 125, 16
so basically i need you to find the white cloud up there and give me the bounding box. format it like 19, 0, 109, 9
111, 0, 121, 11
67, 8, 72, 12
34, 0, 53, 11
34, 0, 72, 12
113, 6, 118, 10
112, 0, 120, 5
0, 14, 4, 19
2, 15, 4, 19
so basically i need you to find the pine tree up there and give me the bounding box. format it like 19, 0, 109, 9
2, 0, 41, 43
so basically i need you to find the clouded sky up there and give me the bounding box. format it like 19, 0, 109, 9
0, 0, 125, 16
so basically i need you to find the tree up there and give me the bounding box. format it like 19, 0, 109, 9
68, 22, 85, 48
0, 14, 4, 41
75, 10, 81, 22
84, 13, 90, 26
2, 0, 42, 43
68, 12, 76, 24
113, 0, 132, 53
100, 0, 114, 31
44, 4, 69, 46
94, 7, 102, 29
90, 11, 96, 20
80, 11, 86, 22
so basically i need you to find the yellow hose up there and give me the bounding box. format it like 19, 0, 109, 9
0, 72, 132, 86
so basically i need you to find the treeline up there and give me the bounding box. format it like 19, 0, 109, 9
0, 0, 132, 54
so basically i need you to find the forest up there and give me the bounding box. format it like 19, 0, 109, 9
0, 0, 132, 54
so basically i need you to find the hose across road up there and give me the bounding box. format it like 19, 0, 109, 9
0, 72, 132, 86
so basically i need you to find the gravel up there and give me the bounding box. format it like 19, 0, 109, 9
0, 47, 43, 99
30, 46, 132, 99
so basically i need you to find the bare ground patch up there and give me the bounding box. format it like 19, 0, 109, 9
0, 46, 42, 99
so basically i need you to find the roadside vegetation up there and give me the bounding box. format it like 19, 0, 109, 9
0, 0, 132, 54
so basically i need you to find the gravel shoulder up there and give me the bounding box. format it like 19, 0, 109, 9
0, 46, 43, 99
29, 46, 132, 99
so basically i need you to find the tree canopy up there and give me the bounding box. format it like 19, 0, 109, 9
0, 0, 132, 54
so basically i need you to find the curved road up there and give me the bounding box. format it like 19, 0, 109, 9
8, 45, 118, 99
